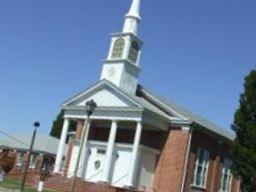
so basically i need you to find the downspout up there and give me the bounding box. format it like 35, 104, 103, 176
180, 127, 193, 192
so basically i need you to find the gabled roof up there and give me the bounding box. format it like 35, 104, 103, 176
138, 85, 236, 141
0, 134, 63, 155
62, 80, 141, 108
62, 80, 171, 120
62, 80, 235, 141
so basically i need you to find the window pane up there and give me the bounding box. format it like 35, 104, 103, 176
128, 41, 139, 63
17, 153, 24, 166
192, 149, 210, 188
198, 150, 205, 164
220, 159, 232, 192
112, 38, 125, 59
196, 166, 203, 185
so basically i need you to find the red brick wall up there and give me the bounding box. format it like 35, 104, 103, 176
58, 122, 241, 192
43, 174, 140, 192
75, 120, 85, 140
184, 131, 240, 192
153, 128, 190, 192
65, 138, 75, 176
64, 119, 85, 175
9, 152, 45, 175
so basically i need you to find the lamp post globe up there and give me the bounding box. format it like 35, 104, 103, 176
34, 121, 40, 128
86, 99, 97, 116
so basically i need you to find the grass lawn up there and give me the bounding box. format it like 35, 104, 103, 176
2, 177, 56, 192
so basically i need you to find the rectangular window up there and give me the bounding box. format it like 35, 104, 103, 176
60, 157, 66, 172
219, 159, 232, 192
29, 154, 38, 169
16, 152, 25, 166
192, 148, 210, 188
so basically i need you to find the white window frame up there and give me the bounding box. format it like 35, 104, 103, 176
192, 148, 210, 189
16, 152, 25, 166
111, 38, 125, 59
60, 156, 66, 172
29, 154, 38, 169
219, 159, 233, 192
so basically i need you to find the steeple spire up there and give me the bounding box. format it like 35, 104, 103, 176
123, 0, 141, 35
126, 0, 141, 19
100, 0, 143, 95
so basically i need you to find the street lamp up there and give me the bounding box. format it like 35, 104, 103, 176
21, 121, 40, 191
69, 99, 97, 192
85, 100, 97, 116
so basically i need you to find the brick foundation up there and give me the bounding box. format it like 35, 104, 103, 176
7, 172, 140, 192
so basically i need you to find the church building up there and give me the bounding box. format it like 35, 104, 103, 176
54, 0, 240, 191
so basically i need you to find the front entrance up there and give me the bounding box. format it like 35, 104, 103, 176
85, 142, 106, 182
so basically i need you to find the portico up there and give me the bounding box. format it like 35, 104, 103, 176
54, 106, 166, 188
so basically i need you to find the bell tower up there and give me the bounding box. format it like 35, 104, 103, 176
100, 0, 143, 95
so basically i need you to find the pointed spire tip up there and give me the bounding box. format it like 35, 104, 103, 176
126, 0, 141, 20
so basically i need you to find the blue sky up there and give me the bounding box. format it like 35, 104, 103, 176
0, 0, 255, 135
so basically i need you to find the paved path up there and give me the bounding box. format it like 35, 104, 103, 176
0, 187, 20, 192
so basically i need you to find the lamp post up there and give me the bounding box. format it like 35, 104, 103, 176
69, 99, 97, 192
21, 121, 40, 191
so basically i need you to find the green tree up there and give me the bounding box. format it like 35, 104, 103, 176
231, 70, 256, 192
50, 110, 76, 139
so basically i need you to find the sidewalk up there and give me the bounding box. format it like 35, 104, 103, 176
0, 187, 20, 192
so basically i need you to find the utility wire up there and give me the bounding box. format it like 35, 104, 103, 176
0, 129, 29, 147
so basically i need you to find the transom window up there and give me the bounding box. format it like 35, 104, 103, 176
220, 159, 233, 192
97, 149, 106, 155
111, 38, 125, 59
128, 41, 140, 64
192, 148, 210, 188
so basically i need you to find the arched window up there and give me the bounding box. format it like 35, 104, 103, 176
128, 41, 140, 63
111, 38, 125, 59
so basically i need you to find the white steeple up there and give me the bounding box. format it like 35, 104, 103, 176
123, 0, 141, 35
100, 0, 143, 95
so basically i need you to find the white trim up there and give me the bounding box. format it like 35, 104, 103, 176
192, 148, 210, 188
54, 118, 70, 173
219, 159, 233, 192
63, 107, 143, 112
16, 152, 25, 166
180, 128, 192, 192
62, 80, 142, 108
127, 121, 142, 187
64, 109, 143, 123
64, 115, 142, 123
29, 154, 37, 169
86, 140, 159, 154
102, 120, 118, 183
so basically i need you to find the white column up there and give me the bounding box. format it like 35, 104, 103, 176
78, 120, 91, 178
54, 118, 70, 173
102, 120, 118, 183
127, 121, 142, 187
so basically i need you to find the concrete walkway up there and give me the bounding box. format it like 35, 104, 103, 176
0, 187, 20, 192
